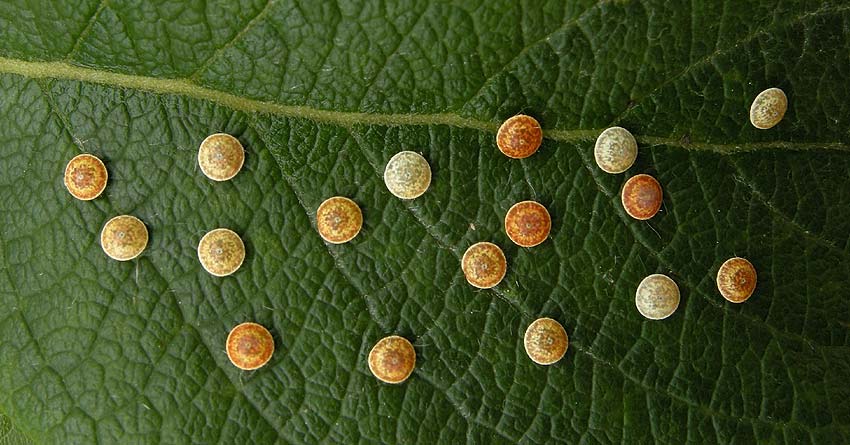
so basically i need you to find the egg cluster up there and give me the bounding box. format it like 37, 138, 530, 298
64, 88, 781, 380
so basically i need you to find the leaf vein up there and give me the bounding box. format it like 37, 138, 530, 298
1, 57, 848, 154
64, 0, 110, 61
187, 0, 278, 82
610, 2, 850, 124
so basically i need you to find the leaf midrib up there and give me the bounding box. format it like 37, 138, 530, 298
0, 56, 846, 155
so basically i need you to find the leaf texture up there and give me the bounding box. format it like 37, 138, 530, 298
0, 1, 849, 444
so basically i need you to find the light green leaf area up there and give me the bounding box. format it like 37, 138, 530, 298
0, 1, 849, 444
0, 415, 32, 445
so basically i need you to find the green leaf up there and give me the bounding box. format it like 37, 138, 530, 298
0, 415, 33, 445
1, 1, 849, 443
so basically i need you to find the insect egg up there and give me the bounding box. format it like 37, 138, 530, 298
198, 228, 245, 277
383, 151, 431, 199
716, 257, 757, 303
461, 242, 507, 289
64, 154, 108, 200
524, 318, 569, 365
635, 274, 680, 320
594, 127, 637, 174
749, 88, 787, 130
496, 114, 543, 159
316, 196, 362, 244
198, 133, 245, 181
226, 322, 274, 370
368, 335, 416, 384
100, 215, 148, 261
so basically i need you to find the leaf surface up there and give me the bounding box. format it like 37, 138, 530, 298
0, 415, 32, 445
0, 1, 849, 443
